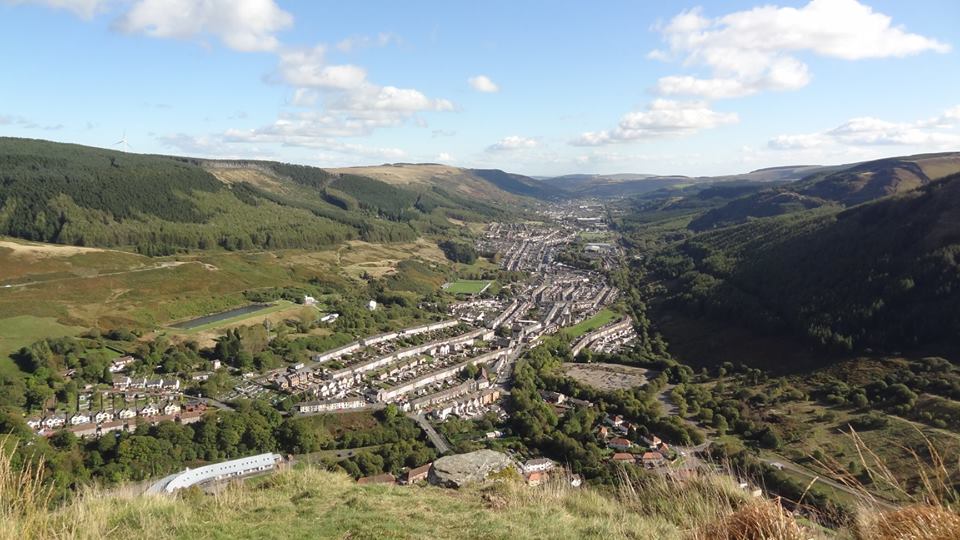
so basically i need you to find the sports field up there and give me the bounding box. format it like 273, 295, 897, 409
566, 308, 618, 338
444, 279, 493, 295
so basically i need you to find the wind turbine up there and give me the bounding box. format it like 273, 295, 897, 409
115, 131, 130, 153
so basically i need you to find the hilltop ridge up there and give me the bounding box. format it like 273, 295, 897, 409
0, 138, 512, 254
327, 163, 558, 202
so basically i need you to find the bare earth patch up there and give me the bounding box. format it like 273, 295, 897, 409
206, 167, 287, 192
0, 239, 109, 258
563, 362, 649, 391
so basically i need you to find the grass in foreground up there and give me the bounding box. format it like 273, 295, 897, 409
0, 439, 780, 540
5, 431, 960, 540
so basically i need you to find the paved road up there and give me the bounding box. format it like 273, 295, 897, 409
408, 412, 451, 454
760, 457, 898, 511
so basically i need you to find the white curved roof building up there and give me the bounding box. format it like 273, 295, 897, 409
147, 453, 282, 494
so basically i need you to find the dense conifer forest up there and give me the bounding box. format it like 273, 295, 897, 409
645, 173, 960, 352
0, 138, 507, 255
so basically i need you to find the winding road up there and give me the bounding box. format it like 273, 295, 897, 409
759, 457, 898, 511
408, 412, 452, 454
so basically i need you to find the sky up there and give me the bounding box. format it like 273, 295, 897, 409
1, 0, 958, 176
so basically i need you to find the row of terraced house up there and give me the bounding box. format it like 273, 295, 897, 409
26, 402, 208, 438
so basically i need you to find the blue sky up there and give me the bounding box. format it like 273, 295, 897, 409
1, 0, 958, 176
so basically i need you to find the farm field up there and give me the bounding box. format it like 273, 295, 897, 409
444, 279, 493, 295
565, 308, 618, 338
0, 315, 86, 374
563, 362, 649, 390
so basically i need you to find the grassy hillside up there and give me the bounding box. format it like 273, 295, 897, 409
0, 138, 506, 255
7, 449, 959, 540
327, 163, 557, 202
649, 173, 960, 353
0, 236, 451, 350
0, 450, 822, 540
692, 153, 960, 230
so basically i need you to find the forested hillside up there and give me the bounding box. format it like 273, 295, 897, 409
649, 173, 960, 353
691, 153, 960, 230
0, 138, 506, 255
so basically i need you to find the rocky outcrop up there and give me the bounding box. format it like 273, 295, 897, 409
427, 450, 515, 488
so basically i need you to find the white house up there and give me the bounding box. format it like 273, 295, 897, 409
320, 313, 340, 323
94, 410, 114, 424
522, 458, 556, 474
163, 403, 181, 416
303, 295, 318, 306
367, 300, 378, 311
26, 418, 42, 430
42, 415, 66, 429
70, 413, 91, 426
296, 397, 365, 413
139, 404, 160, 417
109, 355, 135, 373
118, 408, 137, 419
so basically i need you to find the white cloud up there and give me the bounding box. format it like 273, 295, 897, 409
0, 113, 63, 130
769, 105, 960, 150
336, 32, 400, 53
116, 0, 292, 52
653, 0, 949, 98
332, 85, 453, 113
572, 99, 738, 146
468, 75, 499, 93
486, 135, 537, 152
253, 42, 454, 147
290, 88, 318, 107
277, 45, 368, 89
296, 139, 406, 159
436, 152, 453, 162
5, 0, 108, 19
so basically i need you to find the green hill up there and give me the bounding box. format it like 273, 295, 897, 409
691, 153, 960, 230
651, 173, 960, 353
327, 163, 558, 202
0, 138, 507, 255
1, 454, 820, 540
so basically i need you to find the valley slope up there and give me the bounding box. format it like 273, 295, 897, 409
642, 171, 960, 354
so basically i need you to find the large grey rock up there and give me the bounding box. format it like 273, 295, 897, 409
428, 450, 514, 488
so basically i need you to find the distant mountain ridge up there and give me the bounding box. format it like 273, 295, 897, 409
327, 163, 559, 202
691, 152, 960, 230
543, 165, 830, 198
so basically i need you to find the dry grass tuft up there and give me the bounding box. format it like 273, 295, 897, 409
854, 504, 960, 540
691, 497, 807, 540
0, 437, 54, 540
